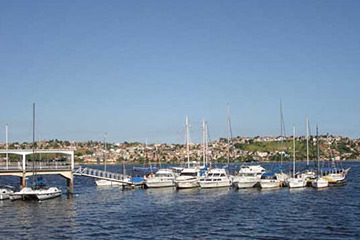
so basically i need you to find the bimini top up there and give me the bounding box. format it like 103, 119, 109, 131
262, 172, 276, 177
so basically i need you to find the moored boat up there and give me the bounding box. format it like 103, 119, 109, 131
233, 164, 266, 189
260, 172, 281, 189
10, 186, 62, 201
144, 169, 177, 188
0, 186, 14, 200
175, 167, 201, 189
199, 168, 232, 189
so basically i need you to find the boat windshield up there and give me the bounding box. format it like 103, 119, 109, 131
155, 173, 173, 178
180, 172, 197, 177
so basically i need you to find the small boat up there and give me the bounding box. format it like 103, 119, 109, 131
122, 176, 144, 189
95, 179, 122, 187
321, 166, 350, 184
233, 164, 266, 189
259, 172, 281, 189
288, 174, 307, 188
199, 168, 232, 189
312, 125, 329, 189
311, 178, 329, 188
10, 186, 62, 201
288, 126, 306, 188
144, 169, 177, 188
0, 186, 15, 200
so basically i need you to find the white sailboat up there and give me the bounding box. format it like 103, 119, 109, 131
175, 117, 209, 189
260, 101, 288, 188
302, 116, 316, 183
288, 126, 306, 188
312, 125, 329, 189
95, 133, 121, 187
10, 103, 62, 201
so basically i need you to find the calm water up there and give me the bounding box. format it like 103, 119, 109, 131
1, 161, 360, 240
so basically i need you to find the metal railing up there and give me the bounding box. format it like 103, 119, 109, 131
0, 161, 71, 171
74, 166, 125, 182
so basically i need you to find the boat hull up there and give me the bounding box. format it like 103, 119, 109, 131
199, 180, 231, 189
175, 179, 199, 189
288, 178, 306, 188
145, 180, 174, 188
233, 176, 258, 189
95, 179, 122, 187
312, 178, 328, 188
10, 187, 62, 201
260, 180, 280, 189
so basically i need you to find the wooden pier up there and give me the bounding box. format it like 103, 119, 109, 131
0, 149, 75, 194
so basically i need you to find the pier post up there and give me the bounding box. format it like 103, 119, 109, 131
20, 172, 26, 189
66, 175, 74, 196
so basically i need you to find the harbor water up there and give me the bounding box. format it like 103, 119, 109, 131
1, 161, 359, 240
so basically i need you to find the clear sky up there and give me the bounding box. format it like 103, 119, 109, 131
1, 0, 359, 144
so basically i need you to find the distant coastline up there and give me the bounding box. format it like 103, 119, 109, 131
1, 135, 359, 164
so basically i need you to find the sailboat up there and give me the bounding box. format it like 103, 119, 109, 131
95, 133, 122, 187
175, 117, 206, 189
199, 107, 233, 189
10, 103, 62, 201
260, 101, 288, 188
288, 126, 306, 188
311, 125, 329, 188
321, 135, 350, 185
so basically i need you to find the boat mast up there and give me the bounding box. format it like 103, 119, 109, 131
316, 125, 320, 178
103, 133, 107, 172
293, 126, 296, 178
5, 124, 8, 169
280, 100, 284, 165
306, 116, 309, 166
186, 116, 190, 168
202, 118, 206, 167
227, 103, 232, 166
32, 103, 36, 188
205, 122, 210, 166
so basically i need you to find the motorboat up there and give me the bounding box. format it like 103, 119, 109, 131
10, 186, 62, 201
144, 169, 177, 188
175, 167, 201, 189
233, 164, 266, 189
199, 168, 232, 189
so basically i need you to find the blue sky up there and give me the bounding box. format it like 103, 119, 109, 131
1, 1, 359, 143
